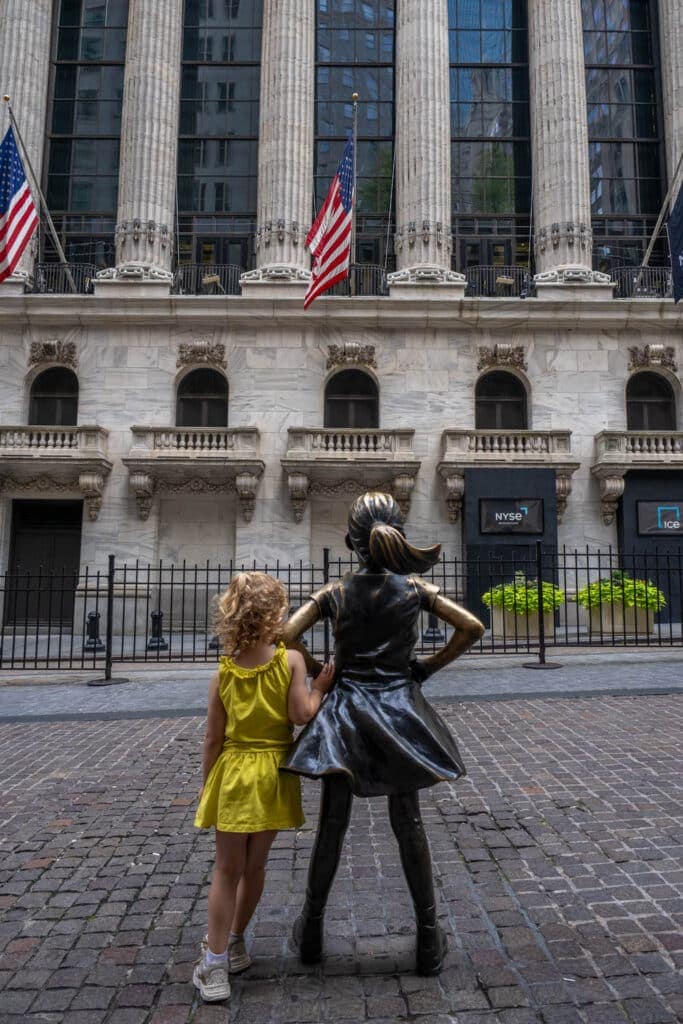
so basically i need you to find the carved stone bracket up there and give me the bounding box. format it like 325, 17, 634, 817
235, 473, 259, 523
287, 473, 416, 522
29, 339, 78, 370
387, 266, 465, 285
79, 473, 105, 521
537, 222, 591, 254
628, 345, 678, 374
0, 472, 106, 519
287, 472, 310, 522
327, 342, 377, 370
555, 472, 574, 523
596, 474, 625, 526
439, 466, 577, 523
177, 340, 227, 371
129, 472, 155, 521
240, 265, 311, 283
96, 262, 174, 283
443, 473, 465, 523
477, 343, 527, 374
392, 474, 415, 520
534, 266, 612, 286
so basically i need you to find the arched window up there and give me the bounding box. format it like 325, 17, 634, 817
176, 369, 228, 427
29, 368, 79, 426
475, 371, 528, 430
324, 370, 379, 429
626, 372, 676, 431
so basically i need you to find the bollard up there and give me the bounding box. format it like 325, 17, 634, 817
422, 611, 446, 644
208, 634, 219, 650
84, 611, 105, 652
147, 610, 168, 651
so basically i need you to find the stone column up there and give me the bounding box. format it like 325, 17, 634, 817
0, 0, 52, 292
241, 0, 314, 295
388, 0, 465, 297
658, 0, 683, 191
527, 0, 612, 295
97, 0, 183, 292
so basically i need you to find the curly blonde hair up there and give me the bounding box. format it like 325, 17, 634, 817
215, 572, 289, 656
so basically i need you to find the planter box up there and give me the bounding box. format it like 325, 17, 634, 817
490, 607, 555, 641
587, 602, 655, 636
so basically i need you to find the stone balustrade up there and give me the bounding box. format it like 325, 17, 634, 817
592, 430, 683, 526
0, 425, 111, 520
282, 428, 420, 522
124, 426, 264, 523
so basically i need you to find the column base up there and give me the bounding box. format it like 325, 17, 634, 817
240, 265, 311, 299
94, 264, 173, 298
534, 266, 615, 301
0, 272, 31, 296
388, 266, 466, 300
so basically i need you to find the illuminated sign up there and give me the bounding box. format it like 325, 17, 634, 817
480, 499, 544, 534
637, 501, 683, 536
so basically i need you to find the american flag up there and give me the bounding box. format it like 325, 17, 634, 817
304, 137, 355, 309
0, 126, 39, 283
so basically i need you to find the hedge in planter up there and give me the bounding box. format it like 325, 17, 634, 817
575, 572, 666, 612
482, 572, 564, 616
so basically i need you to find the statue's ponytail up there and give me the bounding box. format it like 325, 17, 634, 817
368, 522, 441, 575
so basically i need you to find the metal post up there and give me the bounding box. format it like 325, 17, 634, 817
350, 92, 359, 296
635, 148, 683, 290
323, 547, 330, 662
88, 555, 128, 686
524, 541, 561, 670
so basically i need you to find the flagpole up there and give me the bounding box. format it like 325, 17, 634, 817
350, 91, 359, 297
635, 148, 683, 292
3, 96, 77, 294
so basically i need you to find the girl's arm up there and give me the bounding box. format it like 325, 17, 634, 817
287, 649, 335, 726
412, 594, 485, 681
282, 599, 324, 677
200, 671, 227, 788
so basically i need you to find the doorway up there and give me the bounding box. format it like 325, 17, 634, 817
6, 501, 83, 625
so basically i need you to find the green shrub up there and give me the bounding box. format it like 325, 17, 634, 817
481, 572, 564, 615
575, 571, 666, 611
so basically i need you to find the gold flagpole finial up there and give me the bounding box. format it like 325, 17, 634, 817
352, 92, 359, 102
3, 96, 10, 103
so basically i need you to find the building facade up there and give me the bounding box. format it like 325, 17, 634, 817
0, 0, 682, 618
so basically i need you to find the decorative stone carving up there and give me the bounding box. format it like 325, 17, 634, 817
235, 473, 260, 523
387, 267, 465, 286
240, 265, 311, 283
392, 473, 415, 520
555, 472, 574, 523
597, 475, 625, 526
287, 472, 310, 522
0, 475, 75, 495
534, 266, 612, 286
129, 471, 155, 521
326, 342, 377, 370
176, 340, 227, 371
477, 344, 527, 373
628, 345, 678, 374
78, 473, 105, 521
443, 473, 465, 523
29, 340, 78, 369
96, 263, 174, 283
290, 475, 416, 522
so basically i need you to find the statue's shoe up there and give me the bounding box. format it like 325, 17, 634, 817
292, 913, 323, 964
416, 923, 447, 975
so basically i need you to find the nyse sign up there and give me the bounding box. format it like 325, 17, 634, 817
480, 499, 544, 535
637, 501, 683, 536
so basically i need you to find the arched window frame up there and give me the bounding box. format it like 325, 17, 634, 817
475, 369, 529, 430
175, 367, 229, 428
626, 370, 678, 432
323, 367, 380, 430
27, 366, 79, 427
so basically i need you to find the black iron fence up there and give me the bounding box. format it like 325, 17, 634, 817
612, 265, 672, 299
1, 546, 682, 673
465, 265, 534, 298
31, 262, 97, 295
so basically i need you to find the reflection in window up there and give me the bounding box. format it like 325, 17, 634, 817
29, 368, 79, 427
582, 0, 664, 271
177, 0, 262, 270
449, 0, 531, 272
475, 371, 527, 430
626, 372, 676, 431
324, 370, 379, 429
316, 1, 395, 268
45, 0, 129, 266
176, 369, 229, 428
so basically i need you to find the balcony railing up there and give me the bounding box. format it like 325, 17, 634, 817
286, 428, 416, 458
595, 431, 683, 462
441, 429, 573, 460
128, 426, 260, 457
31, 262, 97, 295
465, 265, 533, 298
325, 264, 389, 297
0, 425, 109, 455
174, 264, 243, 296
612, 265, 672, 299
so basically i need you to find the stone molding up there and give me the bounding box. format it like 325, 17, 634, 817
536, 222, 591, 255
591, 429, 683, 524
256, 220, 303, 251
534, 266, 612, 286
628, 345, 678, 374
394, 222, 452, 253
477, 344, 527, 373
285, 472, 416, 522
387, 266, 466, 286
326, 342, 377, 370
29, 339, 78, 370
116, 219, 170, 253
240, 265, 311, 284
176, 341, 227, 371
0, 472, 107, 520
96, 262, 174, 283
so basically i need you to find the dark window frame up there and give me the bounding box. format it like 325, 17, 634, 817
29, 367, 79, 427
324, 369, 379, 429
176, 368, 229, 428
626, 371, 676, 431
475, 370, 528, 430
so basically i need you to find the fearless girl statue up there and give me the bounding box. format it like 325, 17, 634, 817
282, 491, 484, 975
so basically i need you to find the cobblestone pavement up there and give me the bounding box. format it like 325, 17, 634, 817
1, 695, 682, 1024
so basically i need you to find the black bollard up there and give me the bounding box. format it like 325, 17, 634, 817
84, 611, 105, 652
422, 612, 446, 644
208, 634, 219, 650
147, 610, 168, 651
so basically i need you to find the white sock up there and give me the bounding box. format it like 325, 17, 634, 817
204, 948, 228, 967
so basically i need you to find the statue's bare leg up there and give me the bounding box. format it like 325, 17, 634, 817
388, 790, 447, 974
293, 775, 353, 964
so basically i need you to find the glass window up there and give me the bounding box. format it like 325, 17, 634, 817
45, 0, 128, 267
29, 368, 79, 427
475, 371, 527, 430
449, 0, 531, 272
626, 372, 676, 431
324, 370, 379, 429
177, 0, 262, 269
582, 0, 665, 271
176, 369, 229, 427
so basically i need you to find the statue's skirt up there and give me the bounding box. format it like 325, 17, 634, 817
280, 675, 466, 798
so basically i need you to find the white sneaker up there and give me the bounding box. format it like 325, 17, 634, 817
193, 953, 230, 1002
228, 935, 252, 974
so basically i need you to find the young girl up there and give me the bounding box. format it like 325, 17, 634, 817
193, 571, 334, 1002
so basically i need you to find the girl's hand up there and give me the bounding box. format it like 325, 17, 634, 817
311, 660, 335, 694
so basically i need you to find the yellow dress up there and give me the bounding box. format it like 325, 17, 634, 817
194, 643, 304, 833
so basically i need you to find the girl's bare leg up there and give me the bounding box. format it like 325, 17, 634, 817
207, 832, 248, 953
231, 830, 277, 936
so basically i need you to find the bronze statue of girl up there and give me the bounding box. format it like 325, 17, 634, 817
280, 492, 484, 974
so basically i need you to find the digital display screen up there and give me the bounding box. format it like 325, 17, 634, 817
480, 499, 544, 535
637, 501, 683, 536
